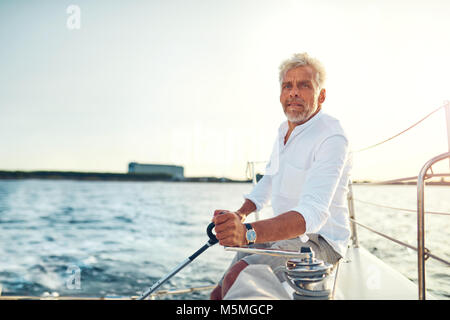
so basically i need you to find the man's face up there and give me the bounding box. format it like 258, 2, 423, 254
280, 65, 324, 124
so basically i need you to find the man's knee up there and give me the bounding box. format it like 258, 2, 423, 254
222, 260, 248, 297
210, 285, 222, 300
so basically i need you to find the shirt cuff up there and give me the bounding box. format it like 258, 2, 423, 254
291, 203, 327, 235
243, 194, 263, 212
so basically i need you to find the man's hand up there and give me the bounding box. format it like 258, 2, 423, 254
213, 210, 246, 222
212, 211, 247, 247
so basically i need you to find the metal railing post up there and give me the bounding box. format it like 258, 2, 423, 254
347, 181, 359, 248
417, 151, 450, 300
417, 170, 426, 300
445, 101, 450, 169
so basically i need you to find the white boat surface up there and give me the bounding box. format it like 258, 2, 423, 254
222, 244, 436, 300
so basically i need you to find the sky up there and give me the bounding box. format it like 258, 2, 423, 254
0, 0, 449, 180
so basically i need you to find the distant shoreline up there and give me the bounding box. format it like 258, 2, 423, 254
0, 170, 251, 183
0, 171, 448, 185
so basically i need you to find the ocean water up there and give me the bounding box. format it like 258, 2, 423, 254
0, 180, 448, 299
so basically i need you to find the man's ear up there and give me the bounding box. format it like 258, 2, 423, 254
318, 88, 326, 104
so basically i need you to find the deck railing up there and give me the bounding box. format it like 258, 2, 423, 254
346, 102, 450, 300
417, 152, 450, 299
347, 164, 450, 300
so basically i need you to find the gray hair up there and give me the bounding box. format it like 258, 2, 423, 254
278, 52, 327, 89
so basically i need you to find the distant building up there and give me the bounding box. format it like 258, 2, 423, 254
128, 162, 184, 179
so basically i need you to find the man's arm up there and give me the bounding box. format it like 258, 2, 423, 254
252, 211, 306, 242
213, 210, 305, 246
235, 199, 257, 221
213, 199, 256, 223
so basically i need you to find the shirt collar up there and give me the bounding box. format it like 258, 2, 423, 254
278, 109, 323, 137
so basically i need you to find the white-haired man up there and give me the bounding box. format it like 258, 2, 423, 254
210, 53, 352, 300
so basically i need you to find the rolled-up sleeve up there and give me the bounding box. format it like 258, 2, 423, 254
244, 173, 272, 212
291, 134, 349, 234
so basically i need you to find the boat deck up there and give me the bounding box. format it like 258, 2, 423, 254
334, 246, 430, 300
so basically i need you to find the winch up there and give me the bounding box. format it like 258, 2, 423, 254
225, 245, 336, 300
282, 247, 334, 300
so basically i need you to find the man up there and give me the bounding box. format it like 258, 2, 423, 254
210, 52, 352, 300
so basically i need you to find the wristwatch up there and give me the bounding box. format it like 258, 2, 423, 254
245, 223, 257, 245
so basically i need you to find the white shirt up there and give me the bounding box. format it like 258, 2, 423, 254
244, 110, 352, 258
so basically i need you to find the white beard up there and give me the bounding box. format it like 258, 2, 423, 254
284, 105, 315, 124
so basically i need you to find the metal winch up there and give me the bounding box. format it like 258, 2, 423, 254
224, 245, 335, 300
282, 247, 334, 300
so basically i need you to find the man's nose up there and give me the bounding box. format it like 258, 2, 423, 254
290, 87, 300, 97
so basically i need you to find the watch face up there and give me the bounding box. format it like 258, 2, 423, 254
246, 229, 257, 242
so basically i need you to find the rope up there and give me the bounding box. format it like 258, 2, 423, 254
0, 285, 217, 300
145, 284, 215, 298
354, 198, 450, 216
350, 218, 418, 251
349, 218, 450, 266
353, 105, 444, 153
132, 285, 215, 300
